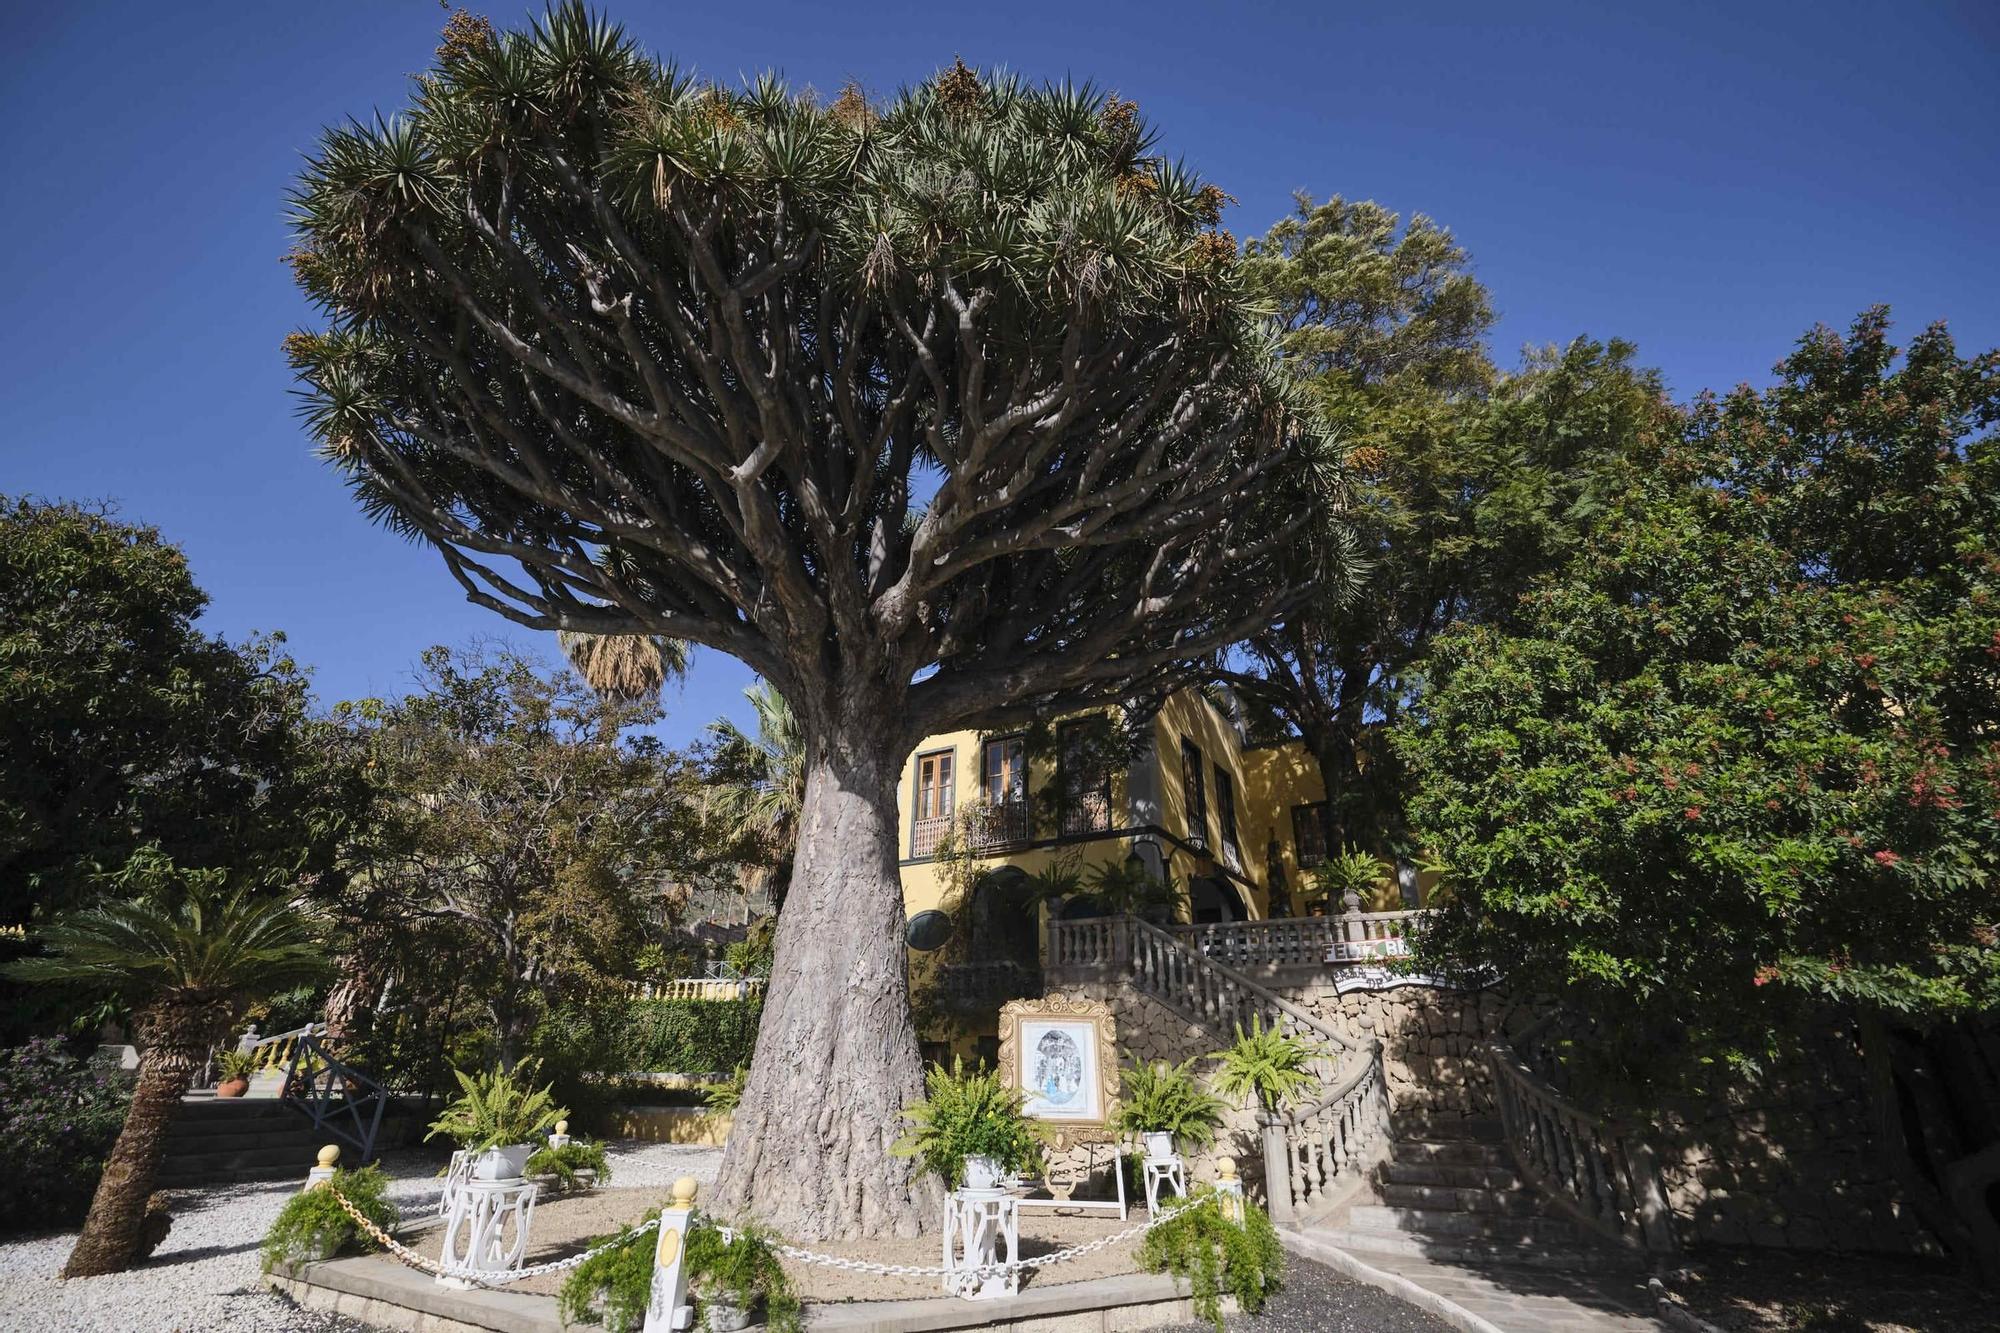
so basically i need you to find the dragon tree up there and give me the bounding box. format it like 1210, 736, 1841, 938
288, 6, 1321, 1238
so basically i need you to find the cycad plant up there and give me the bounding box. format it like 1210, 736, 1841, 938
703, 681, 807, 908
4, 854, 326, 1276
894, 1058, 1045, 1186
1211, 1018, 1322, 1116
1109, 1057, 1228, 1150
429, 1059, 569, 1151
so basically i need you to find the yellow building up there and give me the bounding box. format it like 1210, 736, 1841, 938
892, 687, 1345, 1057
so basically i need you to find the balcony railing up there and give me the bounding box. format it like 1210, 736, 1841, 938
1056, 785, 1112, 837
964, 798, 1030, 852
911, 813, 951, 858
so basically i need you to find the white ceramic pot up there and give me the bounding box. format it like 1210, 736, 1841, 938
1143, 1131, 1176, 1161
473, 1142, 535, 1181
962, 1155, 1005, 1190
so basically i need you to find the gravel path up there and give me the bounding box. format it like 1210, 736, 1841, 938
1153, 1253, 1458, 1333
0, 1141, 722, 1333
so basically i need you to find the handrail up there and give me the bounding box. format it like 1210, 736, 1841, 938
1485, 1037, 1676, 1254
282, 1032, 389, 1165
1048, 914, 1390, 1223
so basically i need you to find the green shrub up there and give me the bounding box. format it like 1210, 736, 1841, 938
894, 1057, 1045, 1186
558, 1215, 801, 1333
1211, 1017, 1322, 1113
428, 1059, 568, 1150
261, 1166, 399, 1268
702, 1065, 748, 1113
617, 997, 762, 1074
527, 1139, 611, 1190
1137, 1187, 1284, 1331
1109, 1057, 1228, 1149
0, 1038, 131, 1234
216, 1049, 258, 1083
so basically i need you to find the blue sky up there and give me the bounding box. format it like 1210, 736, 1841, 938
3, 1, 1995, 746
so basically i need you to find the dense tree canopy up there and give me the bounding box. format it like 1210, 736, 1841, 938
1227, 199, 1669, 847
1398, 309, 2000, 1069
0, 497, 356, 932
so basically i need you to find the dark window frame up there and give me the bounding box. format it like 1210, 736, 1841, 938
911, 747, 956, 855
981, 733, 1029, 805
1291, 801, 1330, 868
1214, 763, 1238, 858
1181, 738, 1208, 848
1056, 718, 1112, 835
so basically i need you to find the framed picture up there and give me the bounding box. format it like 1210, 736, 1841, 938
998, 996, 1120, 1129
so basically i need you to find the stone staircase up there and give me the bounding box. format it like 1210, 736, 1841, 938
1307, 1117, 1645, 1271
155, 1095, 413, 1188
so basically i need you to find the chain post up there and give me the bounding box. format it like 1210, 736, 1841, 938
642, 1175, 699, 1333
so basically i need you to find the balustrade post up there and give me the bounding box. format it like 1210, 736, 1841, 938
1624, 1137, 1677, 1253
1258, 1112, 1295, 1225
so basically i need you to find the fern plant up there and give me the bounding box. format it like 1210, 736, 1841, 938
893, 1057, 1045, 1186
1109, 1058, 1227, 1149
1137, 1186, 1285, 1331
428, 1059, 568, 1150
261, 1166, 399, 1268
1212, 1018, 1322, 1114
702, 1064, 748, 1114
216, 1049, 258, 1083
526, 1139, 610, 1190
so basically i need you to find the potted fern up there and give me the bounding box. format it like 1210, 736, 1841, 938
1110, 1057, 1227, 1162
429, 1059, 568, 1181
215, 1049, 256, 1098
894, 1057, 1044, 1189
1212, 1018, 1322, 1116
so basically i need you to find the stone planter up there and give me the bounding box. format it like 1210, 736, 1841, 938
696, 1292, 754, 1332
216, 1077, 250, 1098
472, 1143, 534, 1181
1142, 1131, 1175, 1161
963, 1155, 1006, 1190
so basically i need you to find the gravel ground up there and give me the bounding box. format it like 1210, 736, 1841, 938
1153, 1254, 1458, 1333
0, 1140, 721, 1333
0, 1141, 1444, 1333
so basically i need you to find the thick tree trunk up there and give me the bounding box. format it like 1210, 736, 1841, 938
62, 1044, 196, 1278
711, 728, 941, 1240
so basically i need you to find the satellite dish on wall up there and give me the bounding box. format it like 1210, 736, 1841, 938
905, 909, 953, 952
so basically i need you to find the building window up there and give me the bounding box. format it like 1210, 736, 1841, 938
1214, 764, 1238, 860
912, 749, 954, 857
1057, 720, 1111, 835
1181, 738, 1207, 848
973, 736, 1029, 848
1291, 802, 1330, 868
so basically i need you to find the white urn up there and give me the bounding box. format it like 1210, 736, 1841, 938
473, 1142, 535, 1181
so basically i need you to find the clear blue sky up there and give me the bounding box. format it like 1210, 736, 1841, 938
4, 1, 1995, 746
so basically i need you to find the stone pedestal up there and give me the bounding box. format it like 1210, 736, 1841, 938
941, 1187, 1019, 1301
438, 1176, 538, 1286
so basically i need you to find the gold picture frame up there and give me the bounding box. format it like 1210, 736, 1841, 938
998, 995, 1121, 1138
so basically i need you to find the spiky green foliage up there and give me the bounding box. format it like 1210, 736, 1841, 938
5, 857, 327, 1051
527, 1138, 610, 1189
1108, 1057, 1227, 1149
261, 1167, 399, 1268
1211, 1018, 1322, 1114
703, 1063, 749, 1113
428, 1058, 569, 1151
894, 1057, 1045, 1186
286, 3, 1319, 735
1136, 1186, 1284, 1332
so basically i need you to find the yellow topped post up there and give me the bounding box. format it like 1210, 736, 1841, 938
1214, 1157, 1245, 1224
307, 1144, 340, 1190
643, 1177, 700, 1332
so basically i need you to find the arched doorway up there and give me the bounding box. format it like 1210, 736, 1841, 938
1188, 873, 1248, 924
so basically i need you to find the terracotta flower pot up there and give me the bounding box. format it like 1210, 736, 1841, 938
217, 1077, 250, 1098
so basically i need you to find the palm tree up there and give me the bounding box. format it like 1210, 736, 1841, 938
704, 681, 807, 910
4, 859, 325, 1277
555, 631, 689, 704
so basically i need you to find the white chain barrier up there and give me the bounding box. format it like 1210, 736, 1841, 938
325, 1185, 1206, 1288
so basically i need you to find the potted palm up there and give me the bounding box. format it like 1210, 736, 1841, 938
429, 1060, 568, 1181
1110, 1057, 1227, 1162
894, 1057, 1044, 1189
1212, 1017, 1322, 1116
214, 1050, 257, 1098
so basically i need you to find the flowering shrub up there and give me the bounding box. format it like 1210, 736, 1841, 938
0, 1038, 132, 1233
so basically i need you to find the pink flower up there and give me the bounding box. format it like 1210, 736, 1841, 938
1872, 849, 1900, 866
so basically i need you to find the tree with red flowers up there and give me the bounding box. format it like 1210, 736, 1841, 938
1397, 309, 2000, 1267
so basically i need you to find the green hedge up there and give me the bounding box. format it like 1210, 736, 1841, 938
619, 997, 762, 1074
537, 997, 763, 1080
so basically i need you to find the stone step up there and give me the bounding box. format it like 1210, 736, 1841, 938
154, 1143, 352, 1180
1384, 1139, 1510, 1167
1378, 1160, 1522, 1190
1309, 1226, 1646, 1272
1376, 1183, 1543, 1215
1388, 1116, 1503, 1143
163, 1125, 327, 1153
1347, 1204, 1584, 1245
